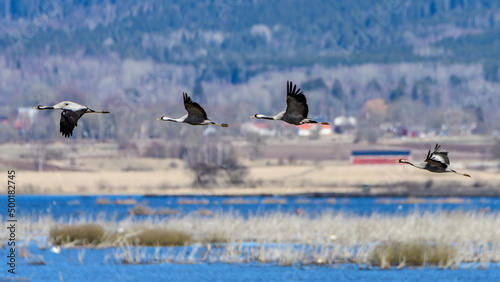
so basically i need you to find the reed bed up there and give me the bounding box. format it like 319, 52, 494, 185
5, 210, 500, 268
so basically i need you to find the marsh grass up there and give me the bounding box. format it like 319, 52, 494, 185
127, 205, 154, 215
49, 223, 191, 247
178, 198, 209, 205
222, 198, 259, 205
26, 255, 46, 265
50, 224, 105, 246
114, 199, 137, 205
0, 278, 30, 281
13, 210, 500, 268
20, 245, 46, 265
261, 198, 287, 204
128, 228, 191, 246
201, 231, 229, 244
78, 249, 86, 264
108, 245, 149, 264
95, 198, 111, 205
369, 241, 457, 268
156, 208, 180, 215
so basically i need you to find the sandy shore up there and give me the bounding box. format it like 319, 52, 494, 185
2, 139, 498, 197
14, 164, 500, 196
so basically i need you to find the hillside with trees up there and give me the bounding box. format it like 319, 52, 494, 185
0, 0, 499, 143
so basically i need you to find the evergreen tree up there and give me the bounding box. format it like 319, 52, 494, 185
389, 77, 406, 102
192, 80, 204, 102
331, 79, 343, 99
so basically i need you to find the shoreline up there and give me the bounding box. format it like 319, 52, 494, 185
14, 185, 500, 198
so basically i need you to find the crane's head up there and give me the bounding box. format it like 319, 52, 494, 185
53, 101, 72, 108
158, 116, 172, 121
398, 158, 410, 164
33, 105, 54, 110
251, 114, 274, 120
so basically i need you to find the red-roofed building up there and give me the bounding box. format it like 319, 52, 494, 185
297, 124, 332, 136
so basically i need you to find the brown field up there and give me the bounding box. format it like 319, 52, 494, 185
1, 136, 499, 196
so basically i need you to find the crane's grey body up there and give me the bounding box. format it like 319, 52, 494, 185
158, 93, 228, 127
33, 101, 110, 137
252, 81, 328, 125
399, 144, 471, 177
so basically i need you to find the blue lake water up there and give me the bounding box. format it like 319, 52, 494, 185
2, 195, 500, 281
4, 246, 500, 281
10, 195, 500, 220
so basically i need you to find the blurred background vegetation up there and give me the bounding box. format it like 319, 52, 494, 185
0, 0, 499, 143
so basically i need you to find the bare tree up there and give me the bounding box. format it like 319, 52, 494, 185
184, 139, 248, 188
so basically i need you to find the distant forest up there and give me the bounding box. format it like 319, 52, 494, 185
1, 0, 500, 82
0, 0, 500, 142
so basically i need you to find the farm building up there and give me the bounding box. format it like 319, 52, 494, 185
297, 124, 332, 137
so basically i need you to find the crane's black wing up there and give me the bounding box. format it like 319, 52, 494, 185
183, 93, 208, 122
284, 81, 308, 118
430, 144, 450, 165
424, 150, 445, 168
60, 110, 84, 138
424, 144, 449, 168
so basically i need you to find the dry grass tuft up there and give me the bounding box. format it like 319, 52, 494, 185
49, 224, 191, 247
96, 198, 111, 205
430, 198, 466, 204
222, 198, 259, 205
395, 197, 426, 204
326, 198, 336, 204
369, 241, 457, 268
178, 198, 209, 205
50, 223, 105, 246
114, 198, 137, 205
261, 198, 287, 204
376, 198, 393, 204
14, 209, 500, 267
156, 208, 180, 215
0, 277, 30, 281
27, 255, 46, 265
196, 209, 214, 216
294, 198, 311, 204
128, 205, 154, 215
128, 228, 191, 246
201, 231, 229, 244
